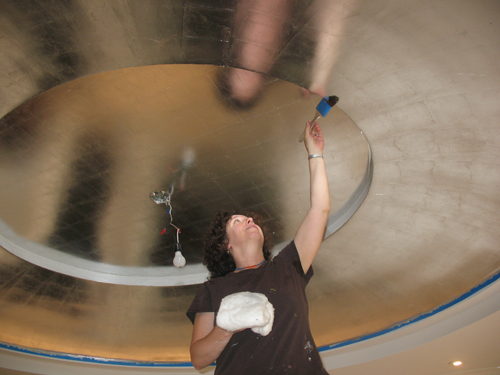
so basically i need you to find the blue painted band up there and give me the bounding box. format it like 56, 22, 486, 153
0, 342, 193, 367
318, 268, 500, 352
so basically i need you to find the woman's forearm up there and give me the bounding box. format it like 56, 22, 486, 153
190, 325, 234, 370
309, 157, 330, 213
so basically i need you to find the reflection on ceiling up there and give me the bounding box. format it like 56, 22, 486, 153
0, 65, 369, 274
0, 0, 500, 369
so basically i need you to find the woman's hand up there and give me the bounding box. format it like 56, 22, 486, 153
304, 120, 324, 156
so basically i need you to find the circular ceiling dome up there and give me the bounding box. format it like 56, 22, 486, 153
1, 0, 499, 370
0, 64, 371, 286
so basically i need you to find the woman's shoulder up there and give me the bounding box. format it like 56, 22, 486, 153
273, 240, 313, 280
272, 241, 298, 262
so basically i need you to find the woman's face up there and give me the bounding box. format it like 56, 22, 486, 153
225, 214, 264, 252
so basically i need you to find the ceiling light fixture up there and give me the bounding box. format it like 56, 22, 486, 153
451, 361, 463, 366
151, 188, 186, 268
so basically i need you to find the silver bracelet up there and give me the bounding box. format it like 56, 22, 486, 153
308, 154, 323, 160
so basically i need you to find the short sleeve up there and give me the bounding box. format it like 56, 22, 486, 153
186, 283, 213, 324
275, 241, 314, 284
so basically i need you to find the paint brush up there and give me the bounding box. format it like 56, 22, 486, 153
299, 95, 339, 142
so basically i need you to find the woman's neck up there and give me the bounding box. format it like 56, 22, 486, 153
232, 243, 265, 270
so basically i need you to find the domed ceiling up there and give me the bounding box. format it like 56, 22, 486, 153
0, 0, 499, 369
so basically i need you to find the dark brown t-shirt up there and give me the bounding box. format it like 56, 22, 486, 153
187, 241, 328, 375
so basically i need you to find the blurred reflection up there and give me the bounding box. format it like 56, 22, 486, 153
306, 0, 358, 96
218, 0, 292, 108
217, 0, 357, 107
0, 61, 369, 271
0, 0, 88, 92
0, 65, 282, 267
48, 133, 113, 261
0, 0, 356, 113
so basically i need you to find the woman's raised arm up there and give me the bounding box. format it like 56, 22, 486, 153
294, 120, 331, 274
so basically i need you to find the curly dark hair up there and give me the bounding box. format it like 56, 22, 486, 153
203, 210, 273, 279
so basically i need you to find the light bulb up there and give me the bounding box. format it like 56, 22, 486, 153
174, 244, 186, 268
173, 243, 186, 268
173, 250, 186, 268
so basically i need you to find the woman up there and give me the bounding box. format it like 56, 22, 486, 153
186, 120, 330, 374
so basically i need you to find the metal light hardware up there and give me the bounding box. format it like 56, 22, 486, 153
151, 188, 185, 268
150, 190, 171, 205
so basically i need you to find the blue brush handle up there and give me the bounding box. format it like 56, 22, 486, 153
316, 96, 339, 117
299, 96, 339, 142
